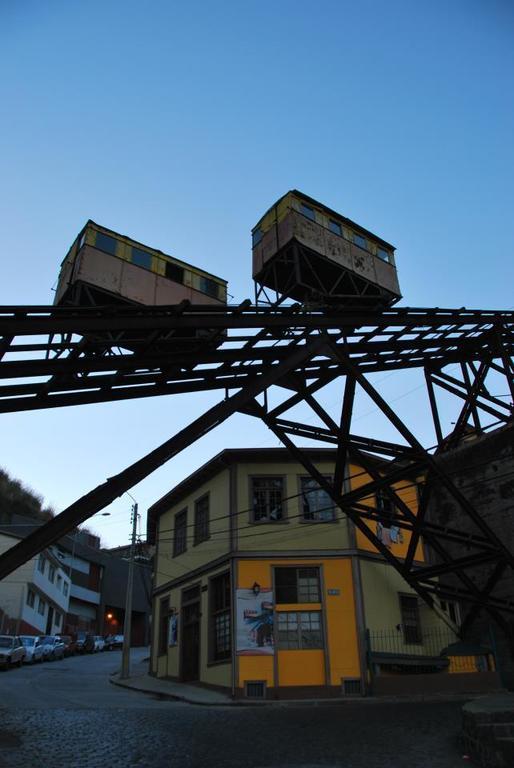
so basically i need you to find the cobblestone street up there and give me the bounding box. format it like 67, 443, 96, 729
0, 649, 469, 768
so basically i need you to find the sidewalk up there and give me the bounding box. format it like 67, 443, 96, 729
110, 669, 235, 706
110, 663, 488, 707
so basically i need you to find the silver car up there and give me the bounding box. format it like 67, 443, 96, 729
0, 635, 26, 669
39, 635, 65, 661
20, 635, 45, 664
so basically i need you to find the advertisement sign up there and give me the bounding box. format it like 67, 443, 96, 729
236, 588, 274, 655
168, 613, 178, 647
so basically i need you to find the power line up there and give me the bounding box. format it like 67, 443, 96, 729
155, 449, 512, 540
155, 465, 514, 548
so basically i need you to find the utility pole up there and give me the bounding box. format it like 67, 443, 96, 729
120, 503, 138, 679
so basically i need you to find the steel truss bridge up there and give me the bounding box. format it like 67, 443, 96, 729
0, 303, 513, 636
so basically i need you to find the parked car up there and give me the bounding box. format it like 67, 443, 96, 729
57, 635, 77, 656
75, 632, 95, 654
40, 636, 65, 661
93, 636, 105, 652
0, 635, 25, 668
20, 635, 45, 664
104, 634, 124, 651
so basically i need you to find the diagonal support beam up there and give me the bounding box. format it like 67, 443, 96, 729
0, 335, 327, 581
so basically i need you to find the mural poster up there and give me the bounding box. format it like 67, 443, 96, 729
168, 614, 178, 647
236, 589, 274, 655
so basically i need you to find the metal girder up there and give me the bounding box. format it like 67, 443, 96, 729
0, 334, 326, 581
0, 302, 513, 638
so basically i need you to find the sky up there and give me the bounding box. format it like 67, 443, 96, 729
0, 0, 513, 548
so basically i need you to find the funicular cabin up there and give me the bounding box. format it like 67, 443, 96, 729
55, 220, 227, 310
252, 190, 401, 308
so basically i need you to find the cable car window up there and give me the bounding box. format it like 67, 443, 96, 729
165, 261, 184, 284
200, 277, 219, 298
252, 228, 263, 247
329, 220, 342, 236
131, 247, 152, 270
95, 232, 117, 255
300, 203, 315, 221
377, 248, 390, 263
353, 233, 367, 250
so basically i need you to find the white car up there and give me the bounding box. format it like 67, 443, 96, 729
20, 635, 45, 664
40, 635, 65, 661
93, 636, 105, 652
0, 635, 26, 668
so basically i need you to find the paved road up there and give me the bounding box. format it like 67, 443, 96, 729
0, 649, 469, 768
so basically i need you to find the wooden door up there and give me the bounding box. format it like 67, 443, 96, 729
181, 601, 200, 682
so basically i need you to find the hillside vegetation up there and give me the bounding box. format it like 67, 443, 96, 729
0, 467, 55, 522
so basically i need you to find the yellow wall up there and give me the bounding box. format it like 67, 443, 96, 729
236, 558, 360, 690
152, 562, 231, 687
154, 468, 231, 589
349, 464, 425, 562
359, 559, 457, 656
235, 462, 351, 553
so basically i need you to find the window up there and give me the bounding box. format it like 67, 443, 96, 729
275, 567, 321, 604
48, 564, 56, 584
252, 228, 263, 247
440, 600, 459, 625
210, 572, 231, 661
78, 233, 86, 249
353, 232, 367, 250
277, 611, 323, 649
159, 597, 170, 655
377, 247, 391, 263
251, 477, 284, 522
26, 589, 35, 608
194, 495, 209, 545
301, 477, 335, 521
300, 202, 315, 221
164, 261, 184, 284
131, 247, 152, 270
329, 220, 342, 236
37, 555, 46, 574
173, 509, 187, 556
63, 581, 69, 597
95, 232, 117, 255
38, 597, 46, 616
399, 594, 422, 644
376, 489, 395, 525
55, 612, 62, 628
199, 276, 219, 299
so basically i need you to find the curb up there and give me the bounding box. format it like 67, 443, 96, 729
109, 674, 482, 708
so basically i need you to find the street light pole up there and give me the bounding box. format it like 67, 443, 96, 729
120, 503, 138, 680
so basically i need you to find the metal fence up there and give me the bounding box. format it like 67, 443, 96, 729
368, 626, 459, 658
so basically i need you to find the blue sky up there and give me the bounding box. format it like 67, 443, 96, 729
1, 0, 513, 547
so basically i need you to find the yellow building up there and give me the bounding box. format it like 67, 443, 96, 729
147, 448, 496, 699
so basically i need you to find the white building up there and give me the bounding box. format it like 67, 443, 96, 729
0, 532, 71, 635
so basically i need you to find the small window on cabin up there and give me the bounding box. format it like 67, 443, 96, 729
377, 248, 390, 263
165, 262, 184, 284
353, 233, 367, 250
131, 247, 152, 270
252, 228, 263, 247
95, 232, 118, 256
199, 277, 219, 299
329, 220, 342, 236
300, 203, 315, 221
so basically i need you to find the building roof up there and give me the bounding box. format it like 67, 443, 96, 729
253, 189, 396, 251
